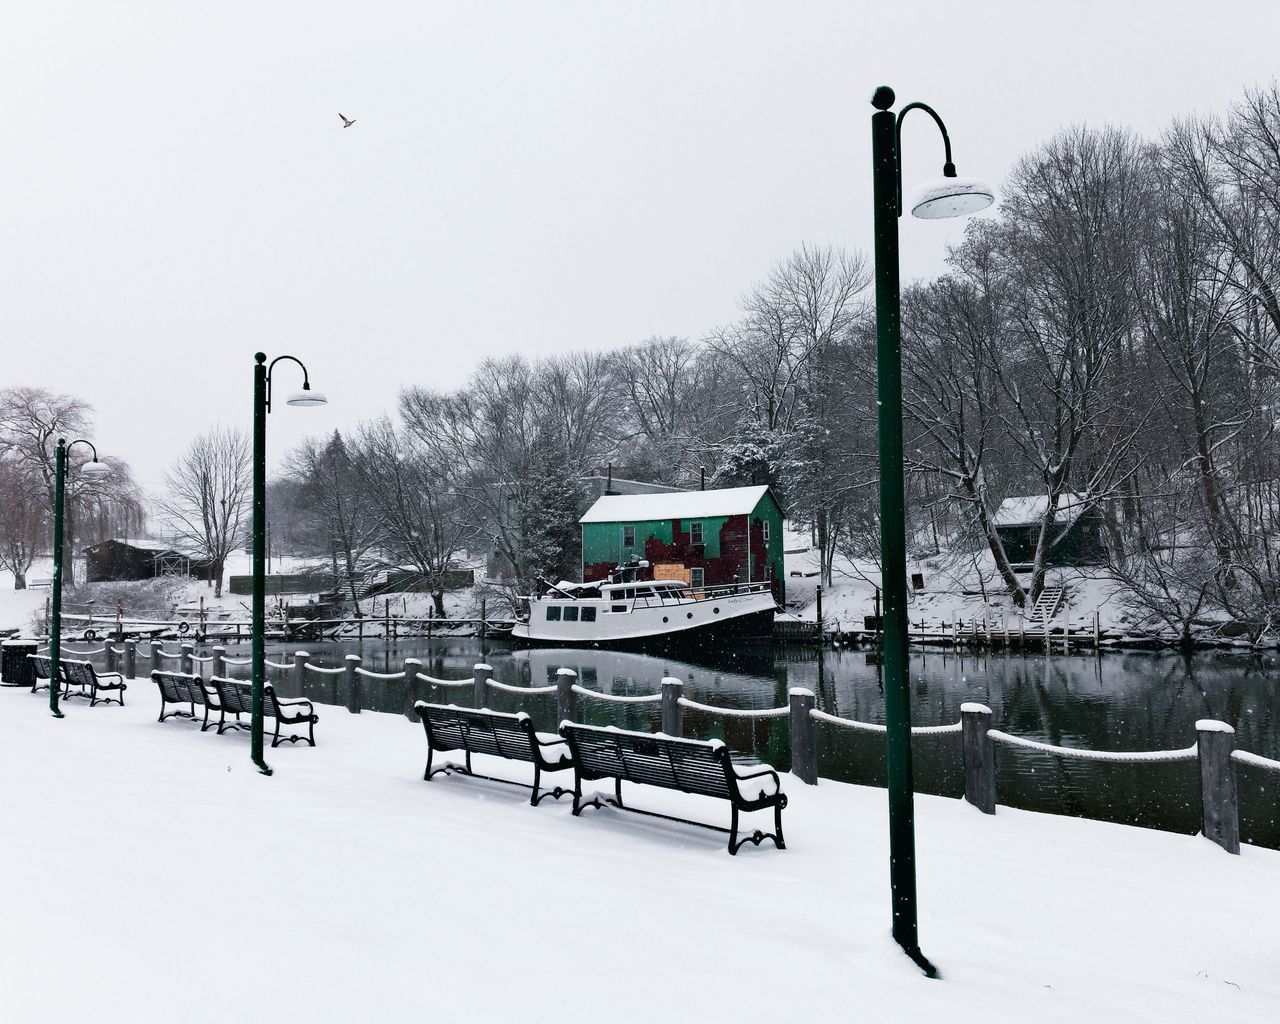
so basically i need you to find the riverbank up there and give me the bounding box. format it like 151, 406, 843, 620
2, 684, 1275, 1023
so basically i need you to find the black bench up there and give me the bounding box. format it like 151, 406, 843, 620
61, 658, 126, 706
27, 654, 58, 693
558, 723, 787, 854
414, 701, 574, 806
208, 676, 319, 747
152, 670, 216, 729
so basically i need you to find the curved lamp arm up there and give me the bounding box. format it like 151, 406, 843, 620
258, 353, 314, 413
63, 438, 101, 462
894, 101, 956, 216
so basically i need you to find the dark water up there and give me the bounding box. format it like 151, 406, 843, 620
191, 638, 1280, 850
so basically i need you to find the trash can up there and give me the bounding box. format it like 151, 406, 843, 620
1, 639, 38, 687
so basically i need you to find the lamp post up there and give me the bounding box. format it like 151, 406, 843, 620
49, 439, 111, 718
869, 85, 993, 975
251, 352, 327, 774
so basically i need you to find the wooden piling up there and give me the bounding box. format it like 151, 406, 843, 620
180, 642, 194, 676
788, 688, 818, 785
472, 663, 492, 709
660, 678, 683, 737
556, 668, 578, 723
124, 640, 137, 680
345, 655, 361, 714
293, 651, 310, 700
962, 703, 996, 814
1196, 720, 1240, 854
403, 657, 421, 719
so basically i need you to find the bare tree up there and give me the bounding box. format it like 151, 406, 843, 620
157, 427, 251, 597
0, 460, 46, 589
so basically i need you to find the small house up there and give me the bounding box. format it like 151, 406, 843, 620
993, 494, 1107, 569
579, 485, 785, 601
85, 539, 216, 583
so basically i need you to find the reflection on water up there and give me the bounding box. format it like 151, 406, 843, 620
225, 638, 1280, 850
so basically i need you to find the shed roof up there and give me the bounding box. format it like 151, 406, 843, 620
993, 493, 1091, 527
579, 485, 774, 524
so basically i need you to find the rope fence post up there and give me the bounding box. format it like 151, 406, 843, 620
788, 688, 817, 785
472, 663, 492, 709
212, 645, 225, 678
105, 643, 117, 674
1197, 720, 1239, 855
293, 650, 310, 699
962, 703, 996, 814
403, 658, 421, 719
1093, 610, 1100, 652
345, 654, 361, 714
179, 641, 193, 676
556, 668, 577, 723
660, 678, 683, 737
150, 640, 162, 676
124, 639, 136, 680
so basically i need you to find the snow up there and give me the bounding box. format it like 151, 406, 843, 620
992, 493, 1090, 527
1, 687, 1277, 1022
578, 484, 772, 524
960, 702, 993, 715
1196, 720, 1235, 734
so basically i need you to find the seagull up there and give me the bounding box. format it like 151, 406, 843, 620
339, 112, 356, 128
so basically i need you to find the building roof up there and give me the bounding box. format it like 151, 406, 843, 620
579, 485, 774, 525
993, 493, 1091, 528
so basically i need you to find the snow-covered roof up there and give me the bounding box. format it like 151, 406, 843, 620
579, 485, 774, 524
993, 493, 1091, 527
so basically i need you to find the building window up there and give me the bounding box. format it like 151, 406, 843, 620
762, 520, 770, 544
690, 521, 704, 545
563, 606, 579, 622
546, 606, 562, 621
691, 567, 705, 590
581, 607, 597, 623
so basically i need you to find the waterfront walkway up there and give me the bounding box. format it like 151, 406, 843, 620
1, 687, 1275, 1023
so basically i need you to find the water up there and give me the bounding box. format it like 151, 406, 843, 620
201, 638, 1280, 849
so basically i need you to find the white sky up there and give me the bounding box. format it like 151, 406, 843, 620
3, 1, 1277, 493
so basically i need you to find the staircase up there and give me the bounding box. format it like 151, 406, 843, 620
1026, 585, 1066, 626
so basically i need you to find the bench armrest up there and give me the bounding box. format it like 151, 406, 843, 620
733, 765, 780, 784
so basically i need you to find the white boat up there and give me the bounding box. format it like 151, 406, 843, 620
511, 569, 777, 649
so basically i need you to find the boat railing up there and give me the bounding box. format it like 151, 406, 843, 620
625, 580, 772, 610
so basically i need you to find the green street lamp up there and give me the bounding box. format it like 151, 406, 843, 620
251, 353, 327, 775
869, 85, 993, 976
49, 439, 111, 718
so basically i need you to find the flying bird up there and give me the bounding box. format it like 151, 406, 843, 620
339, 112, 356, 128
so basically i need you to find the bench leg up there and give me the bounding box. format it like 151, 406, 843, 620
271, 717, 281, 748
774, 800, 787, 851
614, 776, 624, 808
307, 717, 316, 747
530, 764, 541, 806
728, 806, 740, 855
424, 747, 434, 781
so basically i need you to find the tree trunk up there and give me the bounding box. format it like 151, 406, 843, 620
13, 572, 26, 590
214, 559, 224, 599
432, 590, 446, 617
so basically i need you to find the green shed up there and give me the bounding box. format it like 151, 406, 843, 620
993, 493, 1107, 568
579, 485, 785, 602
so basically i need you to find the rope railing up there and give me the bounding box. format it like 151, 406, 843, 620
354, 667, 405, 680
155, 650, 183, 661
221, 656, 251, 666
571, 684, 662, 705
62, 646, 107, 656
189, 654, 214, 664
1232, 748, 1280, 773
486, 678, 557, 695
987, 729, 1198, 764
303, 663, 347, 676
416, 672, 472, 688
677, 696, 790, 719
264, 659, 293, 670
809, 709, 962, 735
110, 646, 127, 655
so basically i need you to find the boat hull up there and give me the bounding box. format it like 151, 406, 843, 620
511, 606, 776, 652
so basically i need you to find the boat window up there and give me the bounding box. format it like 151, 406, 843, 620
632, 587, 654, 599
581, 607, 597, 623
611, 604, 626, 613
690, 521, 704, 545
624, 588, 634, 599
563, 607, 579, 622
546, 606, 561, 621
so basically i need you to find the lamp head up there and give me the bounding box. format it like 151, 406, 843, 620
286, 382, 328, 408
79, 459, 112, 479
910, 173, 995, 220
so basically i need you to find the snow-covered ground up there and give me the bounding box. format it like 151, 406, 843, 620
2, 686, 1275, 1023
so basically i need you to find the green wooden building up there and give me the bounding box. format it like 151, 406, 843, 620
578, 485, 786, 602
993, 493, 1107, 568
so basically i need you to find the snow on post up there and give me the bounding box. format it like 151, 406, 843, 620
293, 650, 310, 699
1196, 720, 1240, 855
150, 640, 162, 676
472, 663, 492, 710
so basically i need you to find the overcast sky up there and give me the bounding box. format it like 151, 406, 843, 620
3, 1, 1277, 493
